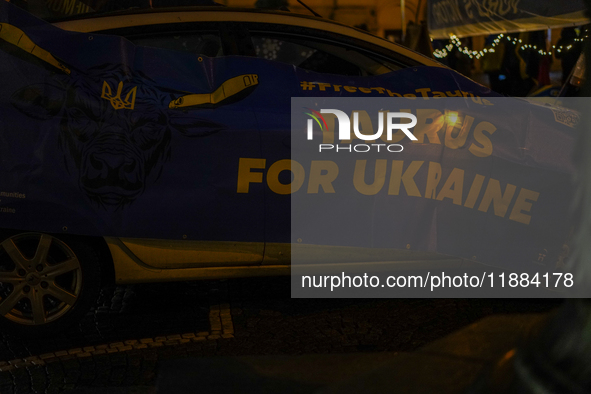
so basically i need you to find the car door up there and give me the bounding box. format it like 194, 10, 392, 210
234, 21, 421, 265
86, 21, 266, 268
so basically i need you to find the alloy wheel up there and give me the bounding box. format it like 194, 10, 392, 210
0, 233, 83, 325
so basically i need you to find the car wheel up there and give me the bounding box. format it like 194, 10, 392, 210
0, 232, 102, 337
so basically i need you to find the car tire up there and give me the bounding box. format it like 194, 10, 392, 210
0, 232, 102, 337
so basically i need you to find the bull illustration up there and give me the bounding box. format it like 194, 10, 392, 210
2, 22, 258, 207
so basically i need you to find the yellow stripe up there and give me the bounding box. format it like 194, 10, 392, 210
0, 23, 70, 74
169, 74, 259, 109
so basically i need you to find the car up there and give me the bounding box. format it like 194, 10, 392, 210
0, 1, 574, 336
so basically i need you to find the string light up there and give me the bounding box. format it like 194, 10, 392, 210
433, 33, 587, 59
434, 34, 499, 59
553, 36, 587, 54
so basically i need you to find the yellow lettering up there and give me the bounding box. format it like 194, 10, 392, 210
509, 188, 540, 225
445, 115, 474, 149
478, 179, 517, 217
354, 160, 387, 195
413, 109, 443, 144
464, 174, 485, 208
465, 0, 474, 18
237, 158, 266, 193
63, 0, 76, 15
436, 168, 464, 205
498, 0, 511, 14
469, 121, 496, 157
425, 162, 442, 199
267, 159, 305, 195
46, 0, 58, 10
388, 160, 423, 197
307, 161, 339, 193
416, 88, 431, 98
470, 94, 482, 105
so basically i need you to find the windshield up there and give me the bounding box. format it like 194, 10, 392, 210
6, 0, 223, 20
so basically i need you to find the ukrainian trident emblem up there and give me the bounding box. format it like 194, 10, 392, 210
101, 81, 137, 110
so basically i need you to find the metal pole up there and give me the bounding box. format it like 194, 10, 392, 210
330, 0, 338, 20
401, 0, 406, 42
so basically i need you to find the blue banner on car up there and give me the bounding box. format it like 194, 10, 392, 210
0, 2, 577, 273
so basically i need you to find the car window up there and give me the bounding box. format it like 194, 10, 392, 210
93, 23, 231, 57
251, 35, 401, 76
131, 32, 223, 57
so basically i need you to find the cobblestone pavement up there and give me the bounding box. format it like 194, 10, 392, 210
0, 276, 561, 393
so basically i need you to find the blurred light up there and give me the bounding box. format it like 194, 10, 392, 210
445, 111, 459, 127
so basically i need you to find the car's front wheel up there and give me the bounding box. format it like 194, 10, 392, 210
0, 232, 102, 337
